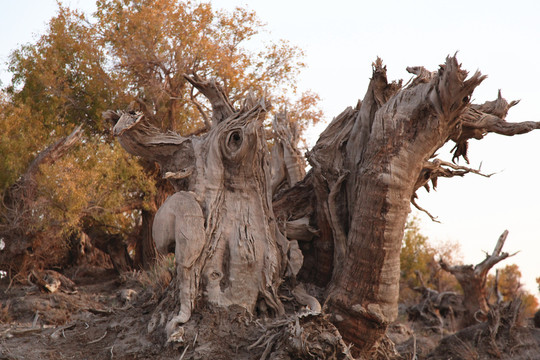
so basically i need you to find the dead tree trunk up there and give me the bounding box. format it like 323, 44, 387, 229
297, 58, 540, 356
111, 56, 540, 357
112, 86, 305, 337
301, 58, 485, 354
440, 230, 514, 327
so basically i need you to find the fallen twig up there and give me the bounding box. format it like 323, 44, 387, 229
192, 332, 198, 347
179, 344, 189, 360
32, 311, 39, 328
4, 325, 55, 337
86, 308, 113, 315
87, 330, 108, 344
50, 323, 76, 340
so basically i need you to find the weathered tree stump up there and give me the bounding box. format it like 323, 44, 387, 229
112, 93, 308, 340
440, 230, 515, 327
111, 56, 540, 356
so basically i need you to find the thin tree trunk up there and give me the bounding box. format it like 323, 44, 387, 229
133, 174, 173, 269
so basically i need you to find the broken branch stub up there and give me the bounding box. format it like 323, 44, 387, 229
451, 90, 540, 163
184, 73, 235, 126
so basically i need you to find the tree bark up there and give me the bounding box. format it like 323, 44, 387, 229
440, 230, 513, 327
111, 56, 540, 356
270, 111, 306, 195
113, 95, 303, 339
298, 56, 539, 356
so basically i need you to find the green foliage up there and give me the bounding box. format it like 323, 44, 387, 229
36, 138, 156, 236
0, 98, 47, 192
7, 6, 128, 135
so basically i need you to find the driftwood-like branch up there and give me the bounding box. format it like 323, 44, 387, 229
112, 111, 195, 191
414, 158, 493, 194
412, 159, 493, 222
113, 111, 189, 160
184, 73, 234, 125
474, 230, 516, 279
411, 196, 440, 223
23, 125, 84, 184
451, 90, 540, 162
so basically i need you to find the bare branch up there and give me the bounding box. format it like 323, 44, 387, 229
475, 230, 515, 278
493, 269, 503, 305
24, 125, 83, 182
189, 85, 211, 129
412, 159, 494, 221
113, 112, 191, 164
491, 230, 509, 257
112, 111, 195, 192
411, 196, 440, 223
451, 90, 540, 162
184, 73, 235, 125
405, 65, 434, 86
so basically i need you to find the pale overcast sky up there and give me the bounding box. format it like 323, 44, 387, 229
1, 0, 539, 296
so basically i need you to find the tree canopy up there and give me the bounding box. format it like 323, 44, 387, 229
0, 0, 321, 275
